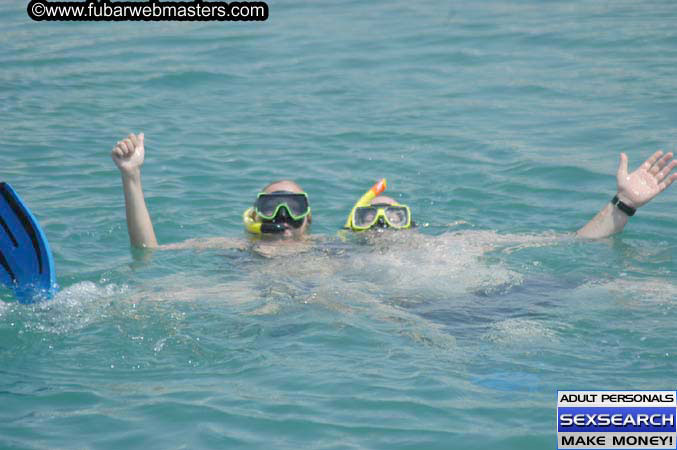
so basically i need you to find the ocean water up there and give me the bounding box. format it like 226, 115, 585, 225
1, 0, 677, 448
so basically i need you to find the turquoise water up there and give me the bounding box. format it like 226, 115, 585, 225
2, 0, 677, 448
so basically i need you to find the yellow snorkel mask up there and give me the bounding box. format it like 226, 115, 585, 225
344, 179, 414, 231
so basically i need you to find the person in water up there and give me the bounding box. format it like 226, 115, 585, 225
242, 180, 312, 239
344, 151, 677, 239
112, 132, 677, 248
111, 133, 311, 250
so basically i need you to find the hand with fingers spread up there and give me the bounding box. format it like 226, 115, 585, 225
577, 149, 677, 239
616, 150, 677, 209
112, 133, 145, 176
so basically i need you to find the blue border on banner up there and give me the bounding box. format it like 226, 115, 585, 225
556, 390, 677, 450
558, 407, 676, 432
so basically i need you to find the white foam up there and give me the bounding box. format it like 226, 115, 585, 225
343, 230, 560, 298
485, 318, 556, 345
19, 281, 127, 334
576, 277, 677, 307
50, 281, 127, 305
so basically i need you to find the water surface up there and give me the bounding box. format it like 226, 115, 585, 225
1, 0, 677, 448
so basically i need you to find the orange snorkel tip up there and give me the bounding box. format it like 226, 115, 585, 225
370, 178, 387, 197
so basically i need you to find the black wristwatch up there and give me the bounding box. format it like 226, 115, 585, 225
611, 195, 636, 217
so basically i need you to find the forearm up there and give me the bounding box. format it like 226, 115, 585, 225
121, 169, 158, 248
576, 200, 629, 239
159, 237, 248, 250
576, 150, 677, 239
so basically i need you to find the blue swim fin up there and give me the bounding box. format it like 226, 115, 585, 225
0, 182, 57, 303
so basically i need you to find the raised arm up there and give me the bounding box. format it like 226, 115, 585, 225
111, 133, 158, 249
577, 150, 677, 239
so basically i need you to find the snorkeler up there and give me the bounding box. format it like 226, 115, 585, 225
112, 132, 676, 248
242, 180, 312, 239
345, 150, 677, 239
344, 179, 414, 232
111, 133, 312, 249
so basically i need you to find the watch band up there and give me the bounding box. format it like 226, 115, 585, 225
611, 195, 636, 217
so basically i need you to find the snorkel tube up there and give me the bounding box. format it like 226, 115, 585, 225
243, 207, 285, 235
344, 178, 387, 230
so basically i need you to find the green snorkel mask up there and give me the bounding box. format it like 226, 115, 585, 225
243, 191, 311, 234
